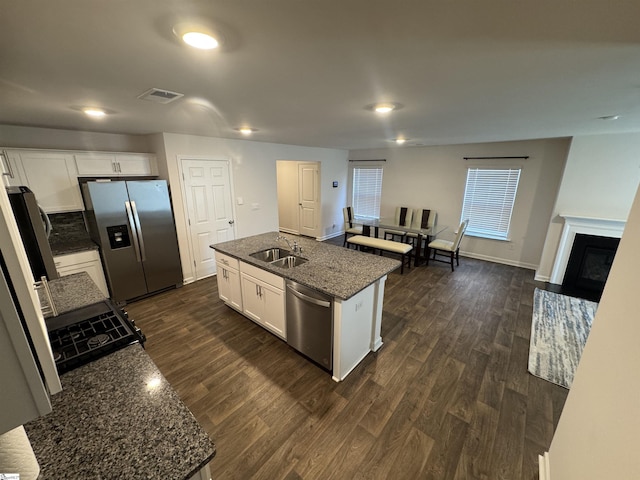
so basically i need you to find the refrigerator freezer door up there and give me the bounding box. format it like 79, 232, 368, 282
126, 181, 182, 294
85, 181, 147, 301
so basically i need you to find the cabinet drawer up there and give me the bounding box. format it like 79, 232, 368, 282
239, 261, 284, 290
214, 251, 239, 270
54, 249, 100, 268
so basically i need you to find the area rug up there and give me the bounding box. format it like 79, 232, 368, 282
528, 288, 598, 389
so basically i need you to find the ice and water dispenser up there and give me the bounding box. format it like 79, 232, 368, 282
106, 225, 131, 250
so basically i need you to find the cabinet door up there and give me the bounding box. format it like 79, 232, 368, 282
240, 272, 285, 339
216, 264, 242, 311
17, 152, 83, 213
75, 153, 118, 176
260, 283, 285, 338
115, 153, 156, 176
240, 273, 264, 324
1, 150, 25, 187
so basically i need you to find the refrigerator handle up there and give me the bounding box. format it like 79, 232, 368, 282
130, 201, 147, 262
124, 200, 142, 263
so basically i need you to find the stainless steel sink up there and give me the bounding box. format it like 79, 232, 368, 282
269, 256, 308, 268
249, 248, 291, 262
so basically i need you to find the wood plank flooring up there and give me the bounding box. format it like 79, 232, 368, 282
126, 244, 568, 479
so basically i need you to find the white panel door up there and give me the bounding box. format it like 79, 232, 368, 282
298, 163, 319, 238
181, 159, 235, 280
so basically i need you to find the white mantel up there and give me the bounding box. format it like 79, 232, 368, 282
549, 215, 626, 285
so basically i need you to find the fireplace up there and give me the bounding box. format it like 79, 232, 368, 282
548, 215, 626, 302
561, 234, 619, 301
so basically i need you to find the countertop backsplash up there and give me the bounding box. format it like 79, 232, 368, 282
48, 211, 87, 241
48, 211, 98, 255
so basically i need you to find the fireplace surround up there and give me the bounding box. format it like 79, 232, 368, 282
549, 215, 625, 300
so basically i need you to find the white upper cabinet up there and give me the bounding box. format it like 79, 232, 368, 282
1, 150, 26, 187
7, 150, 84, 213
75, 152, 157, 176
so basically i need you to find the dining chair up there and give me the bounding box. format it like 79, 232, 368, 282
383, 206, 413, 242
426, 219, 468, 271
406, 208, 436, 247
343, 206, 363, 246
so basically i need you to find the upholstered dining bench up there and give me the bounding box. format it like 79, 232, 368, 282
346, 235, 413, 274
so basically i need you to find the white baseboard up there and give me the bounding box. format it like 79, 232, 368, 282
534, 273, 551, 282
459, 250, 538, 270
317, 231, 344, 241
538, 452, 551, 480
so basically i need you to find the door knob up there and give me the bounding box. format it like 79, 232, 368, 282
228, 220, 235, 225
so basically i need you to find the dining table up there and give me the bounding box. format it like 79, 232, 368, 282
355, 216, 448, 267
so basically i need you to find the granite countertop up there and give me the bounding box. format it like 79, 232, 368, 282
24, 345, 216, 479
212, 231, 400, 300
38, 272, 105, 318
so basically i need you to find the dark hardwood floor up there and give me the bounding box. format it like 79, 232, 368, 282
126, 241, 568, 479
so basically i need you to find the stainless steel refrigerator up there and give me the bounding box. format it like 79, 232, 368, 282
81, 180, 182, 303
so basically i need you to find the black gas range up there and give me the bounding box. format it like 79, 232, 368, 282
46, 300, 145, 374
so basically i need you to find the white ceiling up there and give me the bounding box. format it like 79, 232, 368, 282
1, 0, 640, 150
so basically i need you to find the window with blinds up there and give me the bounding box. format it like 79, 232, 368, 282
352, 167, 383, 219
460, 167, 521, 240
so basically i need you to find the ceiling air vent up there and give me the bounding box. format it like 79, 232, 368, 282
137, 88, 184, 104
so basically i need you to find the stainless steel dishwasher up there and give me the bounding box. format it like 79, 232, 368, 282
286, 280, 333, 371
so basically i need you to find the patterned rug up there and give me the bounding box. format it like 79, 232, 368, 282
528, 288, 598, 389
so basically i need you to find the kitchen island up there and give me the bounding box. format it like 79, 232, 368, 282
25, 274, 215, 479
212, 232, 401, 381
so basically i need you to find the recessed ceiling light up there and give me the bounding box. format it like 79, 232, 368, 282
173, 22, 221, 50
83, 108, 106, 118
234, 127, 258, 135
365, 102, 403, 114
182, 31, 218, 49
394, 138, 407, 145
375, 103, 396, 113
599, 115, 620, 121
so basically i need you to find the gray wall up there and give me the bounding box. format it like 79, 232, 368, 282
349, 138, 570, 269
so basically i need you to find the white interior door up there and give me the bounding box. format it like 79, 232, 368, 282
298, 163, 320, 237
181, 159, 235, 280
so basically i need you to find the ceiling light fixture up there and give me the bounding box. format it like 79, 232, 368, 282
599, 115, 620, 121
365, 102, 403, 114
173, 22, 220, 50
83, 108, 106, 118
235, 127, 257, 135
182, 31, 218, 49
394, 138, 407, 145
374, 103, 396, 113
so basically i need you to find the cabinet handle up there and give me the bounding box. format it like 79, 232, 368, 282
117, 162, 122, 173
1, 150, 14, 178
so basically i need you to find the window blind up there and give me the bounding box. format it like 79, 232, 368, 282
460, 167, 521, 240
352, 167, 383, 219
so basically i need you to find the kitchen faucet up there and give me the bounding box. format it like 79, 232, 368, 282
276, 234, 302, 254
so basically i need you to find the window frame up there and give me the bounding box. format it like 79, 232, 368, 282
460, 166, 521, 241
351, 166, 384, 220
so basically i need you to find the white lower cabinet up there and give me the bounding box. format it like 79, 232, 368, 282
54, 250, 109, 298
239, 262, 286, 340
214, 252, 243, 311
214, 251, 286, 340
216, 264, 242, 312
